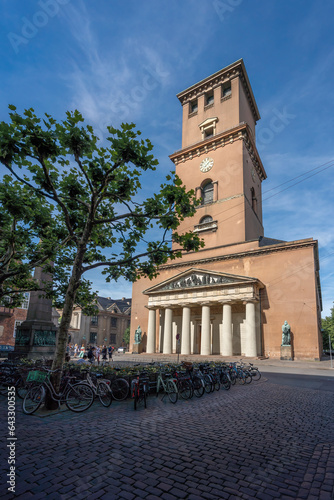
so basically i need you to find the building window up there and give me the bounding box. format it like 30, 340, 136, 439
251, 187, 257, 213
110, 334, 117, 344
194, 215, 218, 233
200, 215, 213, 224
89, 332, 97, 344
199, 117, 218, 140
222, 82, 232, 98
20, 293, 30, 310
201, 181, 214, 205
91, 316, 98, 325
189, 99, 198, 114
111, 317, 117, 328
205, 91, 214, 107
204, 127, 214, 139
13, 320, 22, 338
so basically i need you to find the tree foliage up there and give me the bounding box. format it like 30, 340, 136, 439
322, 306, 334, 351
123, 327, 130, 346
0, 106, 203, 381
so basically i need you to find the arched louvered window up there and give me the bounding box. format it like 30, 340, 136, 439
200, 215, 213, 224
251, 187, 257, 213
202, 181, 214, 205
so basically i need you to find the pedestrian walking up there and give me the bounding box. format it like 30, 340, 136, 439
79, 345, 85, 358
108, 345, 113, 360
74, 344, 79, 357
87, 347, 95, 364
95, 345, 101, 365
102, 345, 107, 362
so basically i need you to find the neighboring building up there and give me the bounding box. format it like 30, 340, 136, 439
0, 293, 30, 352
61, 297, 131, 348
130, 59, 322, 360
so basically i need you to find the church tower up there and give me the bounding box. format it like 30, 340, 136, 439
170, 59, 267, 249
130, 59, 322, 361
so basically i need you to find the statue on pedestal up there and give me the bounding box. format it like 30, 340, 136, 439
281, 320, 291, 346
134, 325, 142, 344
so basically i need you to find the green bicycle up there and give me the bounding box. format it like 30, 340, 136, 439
156, 366, 178, 404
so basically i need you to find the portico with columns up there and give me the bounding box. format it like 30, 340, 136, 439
144, 269, 263, 356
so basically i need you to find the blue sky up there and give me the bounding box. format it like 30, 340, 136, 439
1, 0, 334, 317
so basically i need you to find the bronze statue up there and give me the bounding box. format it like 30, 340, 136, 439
134, 325, 142, 344
281, 320, 291, 346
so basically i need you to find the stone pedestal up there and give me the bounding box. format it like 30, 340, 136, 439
11, 266, 58, 360
132, 342, 143, 354
280, 345, 293, 361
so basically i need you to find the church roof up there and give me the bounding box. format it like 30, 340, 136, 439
97, 296, 131, 313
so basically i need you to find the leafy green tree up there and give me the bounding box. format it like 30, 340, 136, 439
0, 179, 63, 307
322, 306, 334, 351
0, 106, 203, 387
123, 327, 130, 347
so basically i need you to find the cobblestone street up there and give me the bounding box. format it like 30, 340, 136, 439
1, 373, 334, 499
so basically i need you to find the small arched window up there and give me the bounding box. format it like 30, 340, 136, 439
251, 187, 257, 213
200, 215, 213, 224
201, 181, 214, 205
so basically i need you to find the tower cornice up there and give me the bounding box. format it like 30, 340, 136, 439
169, 123, 267, 181
176, 59, 260, 123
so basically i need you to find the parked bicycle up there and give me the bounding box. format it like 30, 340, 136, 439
80, 368, 112, 407
23, 368, 94, 415
0, 361, 31, 399
131, 369, 150, 410
156, 365, 178, 404
182, 362, 205, 398
172, 367, 193, 400
110, 368, 129, 401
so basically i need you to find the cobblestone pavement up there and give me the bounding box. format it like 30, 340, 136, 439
1, 376, 334, 500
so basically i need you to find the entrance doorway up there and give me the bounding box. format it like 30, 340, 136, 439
195, 324, 201, 354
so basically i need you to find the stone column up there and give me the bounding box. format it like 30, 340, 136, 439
163, 308, 173, 354
200, 304, 211, 355
245, 302, 257, 357
159, 309, 165, 353
181, 306, 191, 355
146, 308, 156, 354
222, 303, 233, 356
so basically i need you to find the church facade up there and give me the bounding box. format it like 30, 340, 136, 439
130, 59, 322, 360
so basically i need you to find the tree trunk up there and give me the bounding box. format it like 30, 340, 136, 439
44, 239, 90, 409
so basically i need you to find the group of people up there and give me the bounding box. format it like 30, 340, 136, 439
66, 344, 115, 365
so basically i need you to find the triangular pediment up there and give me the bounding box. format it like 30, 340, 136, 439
144, 268, 260, 295
199, 117, 218, 128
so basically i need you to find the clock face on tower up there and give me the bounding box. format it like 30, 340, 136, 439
200, 157, 214, 173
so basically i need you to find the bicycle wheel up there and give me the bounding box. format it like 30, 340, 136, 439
166, 380, 178, 403
237, 372, 246, 385
203, 374, 213, 393
213, 376, 220, 391
244, 370, 252, 384
230, 371, 237, 385
16, 377, 29, 400
0, 378, 10, 396
221, 373, 231, 391
192, 376, 205, 397
23, 384, 45, 415
178, 380, 192, 400
97, 381, 112, 407
251, 369, 261, 381
66, 383, 94, 412
111, 378, 129, 401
